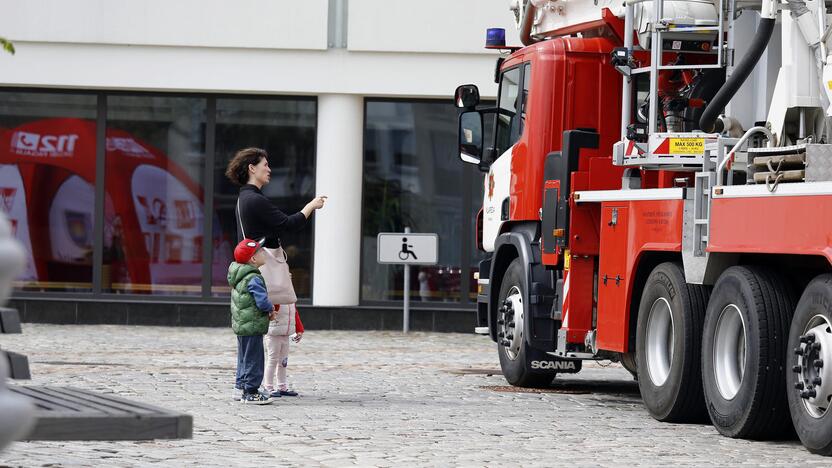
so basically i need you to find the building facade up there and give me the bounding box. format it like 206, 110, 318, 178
0, 0, 514, 329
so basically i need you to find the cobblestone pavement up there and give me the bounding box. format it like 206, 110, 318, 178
0, 324, 827, 467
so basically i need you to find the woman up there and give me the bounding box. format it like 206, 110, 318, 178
224, 147, 325, 401
225, 147, 326, 248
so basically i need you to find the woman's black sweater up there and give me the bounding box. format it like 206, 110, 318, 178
236, 184, 307, 248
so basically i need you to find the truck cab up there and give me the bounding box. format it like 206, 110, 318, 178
456, 27, 625, 386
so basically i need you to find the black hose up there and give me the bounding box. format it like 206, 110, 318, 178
699, 18, 776, 132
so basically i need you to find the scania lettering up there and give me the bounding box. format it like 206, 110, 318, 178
531, 360, 576, 371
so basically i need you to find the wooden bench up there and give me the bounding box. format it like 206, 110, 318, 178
10, 386, 192, 440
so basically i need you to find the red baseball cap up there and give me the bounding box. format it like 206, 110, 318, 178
234, 238, 265, 264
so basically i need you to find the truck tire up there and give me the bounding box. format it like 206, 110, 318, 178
497, 258, 557, 388
701, 266, 794, 439
787, 274, 832, 455
636, 262, 709, 422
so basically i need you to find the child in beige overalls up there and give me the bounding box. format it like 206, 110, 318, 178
263, 303, 304, 397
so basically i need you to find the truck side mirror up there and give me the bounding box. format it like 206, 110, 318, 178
454, 84, 480, 109
458, 111, 484, 165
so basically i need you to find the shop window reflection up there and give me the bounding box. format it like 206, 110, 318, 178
0, 93, 97, 291
103, 96, 207, 295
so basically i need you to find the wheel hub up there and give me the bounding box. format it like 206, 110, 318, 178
793, 315, 832, 418
713, 304, 747, 400
645, 297, 674, 387
498, 286, 524, 360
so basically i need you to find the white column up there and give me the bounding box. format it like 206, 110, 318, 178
312, 94, 363, 306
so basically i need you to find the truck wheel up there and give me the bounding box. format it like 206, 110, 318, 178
787, 274, 832, 455
701, 266, 794, 439
496, 258, 557, 388
636, 262, 709, 422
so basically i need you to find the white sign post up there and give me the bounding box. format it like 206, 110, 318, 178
377, 228, 438, 333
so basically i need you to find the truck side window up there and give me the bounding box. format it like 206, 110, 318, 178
494, 64, 529, 157
494, 67, 520, 156
519, 62, 530, 135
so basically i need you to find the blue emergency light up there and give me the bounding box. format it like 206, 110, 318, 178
485, 28, 506, 48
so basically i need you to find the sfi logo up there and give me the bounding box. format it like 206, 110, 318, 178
11, 131, 78, 157
530, 360, 576, 370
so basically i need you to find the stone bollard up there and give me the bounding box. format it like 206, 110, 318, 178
0, 211, 33, 451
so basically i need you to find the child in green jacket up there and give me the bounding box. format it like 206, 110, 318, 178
229, 237, 275, 404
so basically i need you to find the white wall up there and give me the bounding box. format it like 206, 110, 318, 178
0, 0, 514, 98
348, 0, 518, 54
0, 45, 500, 99
0, 0, 329, 50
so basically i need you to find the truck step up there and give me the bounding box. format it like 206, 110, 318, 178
747, 143, 807, 156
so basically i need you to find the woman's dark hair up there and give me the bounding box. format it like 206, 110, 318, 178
225, 147, 267, 186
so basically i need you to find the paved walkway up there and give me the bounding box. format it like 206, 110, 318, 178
0, 324, 826, 467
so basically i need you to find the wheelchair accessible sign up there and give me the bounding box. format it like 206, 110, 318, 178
377, 232, 438, 265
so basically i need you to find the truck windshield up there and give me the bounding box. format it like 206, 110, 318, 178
493, 64, 528, 157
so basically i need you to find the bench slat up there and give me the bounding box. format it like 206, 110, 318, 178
9, 386, 90, 412
10, 386, 192, 440
32, 387, 155, 416
69, 387, 183, 414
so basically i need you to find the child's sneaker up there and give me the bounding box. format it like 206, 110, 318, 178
240, 392, 272, 405
262, 386, 283, 398
231, 387, 243, 401
278, 388, 298, 397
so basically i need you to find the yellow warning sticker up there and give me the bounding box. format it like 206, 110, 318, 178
669, 138, 704, 154
827, 80, 832, 90
564, 249, 571, 271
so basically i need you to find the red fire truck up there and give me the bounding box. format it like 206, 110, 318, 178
456, 0, 832, 455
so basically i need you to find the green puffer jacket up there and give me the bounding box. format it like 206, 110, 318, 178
228, 262, 270, 336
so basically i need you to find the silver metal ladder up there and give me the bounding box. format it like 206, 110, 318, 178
639, 0, 728, 136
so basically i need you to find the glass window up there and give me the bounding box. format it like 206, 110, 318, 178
104, 96, 207, 295
494, 64, 531, 156
212, 98, 316, 298
494, 67, 520, 156
0, 92, 98, 291
362, 100, 465, 302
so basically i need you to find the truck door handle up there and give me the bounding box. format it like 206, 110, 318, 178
602, 274, 621, 286
608, 208, 619, 226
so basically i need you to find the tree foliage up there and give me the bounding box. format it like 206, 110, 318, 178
0, 37, 14, 55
